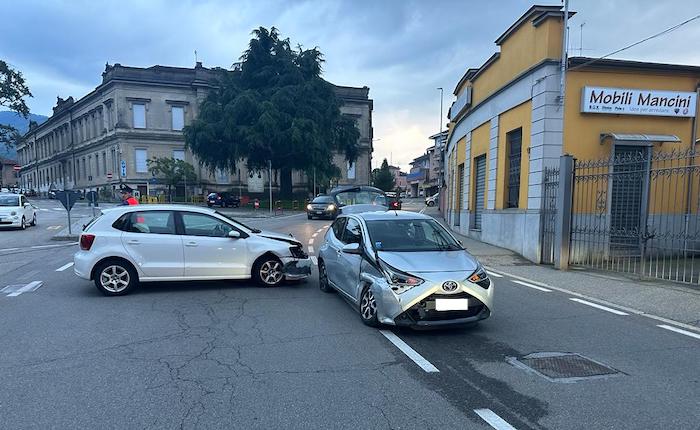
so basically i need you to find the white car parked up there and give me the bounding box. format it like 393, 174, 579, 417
0, 193, 37, 229
74, 205, 312, 295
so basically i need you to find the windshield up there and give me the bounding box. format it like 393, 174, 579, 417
0, 195, 20, 207
334, 190, 387, 207
312, 196, 333, 204
366, 218, 462, 252
215, 211, 261, 233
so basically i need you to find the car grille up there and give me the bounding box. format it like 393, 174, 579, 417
400, 292, 485, 322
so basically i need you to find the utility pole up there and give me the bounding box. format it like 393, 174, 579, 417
579, 22, 585, 56
268, 159, 273, 214
437, 87, 444, 133
560, 0, 570, 106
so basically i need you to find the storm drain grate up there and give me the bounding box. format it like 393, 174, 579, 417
508, 352, 621, 382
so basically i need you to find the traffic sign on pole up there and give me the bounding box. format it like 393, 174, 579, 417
13, 165, 21, 172
55, 190, 81, 235
120, 161, 127, 177
107, 172, 113, 180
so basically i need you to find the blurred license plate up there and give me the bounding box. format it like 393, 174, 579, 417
435, 298, 469, 311
315, 211, 324, 214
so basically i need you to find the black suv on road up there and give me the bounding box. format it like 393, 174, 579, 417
207, 192, 241, 208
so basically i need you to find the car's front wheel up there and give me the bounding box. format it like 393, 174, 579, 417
30, 214, 37, 227
359, 286, 380, 327
94, 260, 138, 296
318, 261, 334, 293
20, 217, 26, 230
254, 257, 284, 287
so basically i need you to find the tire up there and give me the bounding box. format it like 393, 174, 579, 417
30, 214, 37, 227
93, 260, 138, 296
253, 256, 285, 287
318, 261, 334, 293
359, 286, 380, 327
307, 214, 313, 220
427, 201, 435, 207
20, 217, 26, 230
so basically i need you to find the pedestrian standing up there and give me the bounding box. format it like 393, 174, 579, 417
119, 185, 139, 206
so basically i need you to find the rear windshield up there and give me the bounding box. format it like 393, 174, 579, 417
312, 196, 333, 204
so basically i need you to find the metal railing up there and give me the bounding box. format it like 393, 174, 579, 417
540, 166, 559, 264
569, 148, 700, 284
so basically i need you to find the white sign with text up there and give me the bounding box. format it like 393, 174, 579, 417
581, 86, 697, 117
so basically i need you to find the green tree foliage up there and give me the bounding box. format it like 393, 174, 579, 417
184, 27, 360, 196
147, 157, 197, 201
372, 159, 395, 192
0, 60, 32, 150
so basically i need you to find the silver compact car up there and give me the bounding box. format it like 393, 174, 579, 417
318, 211, 493, 328
74, 205, 311, 295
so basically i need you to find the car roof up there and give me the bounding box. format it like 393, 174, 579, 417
102, 204, 219, 215
329, 185, 385, 195
348, 210, 431, 222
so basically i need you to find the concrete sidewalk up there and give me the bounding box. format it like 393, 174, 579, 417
424, 206, 700, 329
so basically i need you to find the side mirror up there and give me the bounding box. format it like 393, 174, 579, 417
341, 242, 362, 255
228, 230, 241, 239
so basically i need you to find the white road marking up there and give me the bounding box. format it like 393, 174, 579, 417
474, 409, 518, 430
308, 246, 315, 254
0, 248, 20, 253
47, 225, 62, 230
56, 262, 74, 272
31, 244, 70, 249
419, 207, 426, 214
53, 208, 64, 211
40, 208, 50, 212
379, 330, 439, 373
316, 228, 325, 233
6, 281, 43, 297
486, 270, 503, 278
310, 256, 318, 265
512, 280, 552, 292
569, 298, 629, 315
308, 238, 314, 245
657, 324, 700, 340
312, 232, 318, 238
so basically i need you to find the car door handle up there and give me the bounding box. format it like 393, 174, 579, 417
127, 240, 140, 245
185, 241, 198, 247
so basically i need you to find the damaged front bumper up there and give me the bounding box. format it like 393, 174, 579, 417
281, 257, 313, 280
370, 273, 494, 328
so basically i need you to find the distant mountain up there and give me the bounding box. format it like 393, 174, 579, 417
0, 110, 48, 159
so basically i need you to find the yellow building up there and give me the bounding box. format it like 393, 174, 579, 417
444, 4, 700, 265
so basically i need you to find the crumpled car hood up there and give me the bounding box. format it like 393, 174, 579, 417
257, 230, 301, 246
378, 250, 478, 274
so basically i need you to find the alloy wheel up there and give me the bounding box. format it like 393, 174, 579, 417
99, 265, 131, 293
20, 217, 26, 230
361, 289, 377, 320
259, 260, 283, 285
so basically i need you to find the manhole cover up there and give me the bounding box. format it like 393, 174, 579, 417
508, 352, 621, 383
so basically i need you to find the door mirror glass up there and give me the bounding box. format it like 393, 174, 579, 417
341, 242, 362, 255
228, 230, 241, 239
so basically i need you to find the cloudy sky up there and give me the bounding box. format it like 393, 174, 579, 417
2, 0, 699, 170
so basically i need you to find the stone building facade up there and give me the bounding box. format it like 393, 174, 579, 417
16, 63, 373, 198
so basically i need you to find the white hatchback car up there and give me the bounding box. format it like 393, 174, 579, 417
0, 193, 37, 229
74, 205, 312, 295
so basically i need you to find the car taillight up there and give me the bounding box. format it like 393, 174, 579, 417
80, 234, 96, 250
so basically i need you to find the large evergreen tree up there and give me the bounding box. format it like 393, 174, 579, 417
184, 27, 360, 196
372, 159, 395, 192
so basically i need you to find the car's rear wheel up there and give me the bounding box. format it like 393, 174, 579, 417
254, 257, 284, 287
359, 286, 380, 327
94, 260, 138, 296
318, 261, 334, 293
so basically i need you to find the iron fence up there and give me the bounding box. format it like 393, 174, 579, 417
540, 166, 559, 264
570, 148, 700, 284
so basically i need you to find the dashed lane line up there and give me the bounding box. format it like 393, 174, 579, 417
486, 271, 503, 278
47, 225, 62, 230
379, 330, 439, 373
308, 238, 314, 245
657, 324, 700, 340
56, 262, 74, 272
52, 208, 64, 211
308, 246, 315, 254
312, 232, 318, 238
486, 266, 700, 336
474, 409, 518, 430
569, 298, 629, 316
512, 280, 552, 292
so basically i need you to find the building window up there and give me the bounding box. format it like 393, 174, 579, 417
347, 161, 356, 179
173, 149, 185, 161
132, 103, 146, 129
102, 152, 107, 176
215, 169, 229, 184
171, 106, 185, 131
135, 149, 148, 173
506, 128, 522, 208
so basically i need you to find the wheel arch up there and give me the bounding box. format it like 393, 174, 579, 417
90, 256, 140, 281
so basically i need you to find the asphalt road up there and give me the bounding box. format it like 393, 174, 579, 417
0, 199, 698, 429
